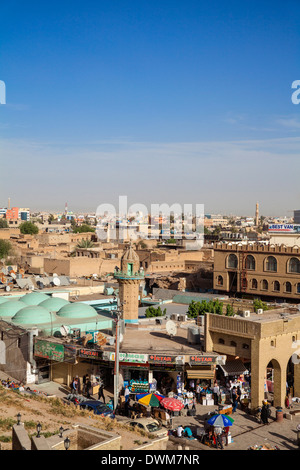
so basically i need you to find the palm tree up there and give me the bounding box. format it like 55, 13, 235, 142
76, 239, 95, 249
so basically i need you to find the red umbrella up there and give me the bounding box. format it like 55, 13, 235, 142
161, 397, 184, 411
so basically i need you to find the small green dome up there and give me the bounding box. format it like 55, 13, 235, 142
0, 300, 28, 317
0, 297, 10, 305
20, 292, 50, 306
40, 297, 70, 312
57, 302, 97, 319
12, 306, 54, 324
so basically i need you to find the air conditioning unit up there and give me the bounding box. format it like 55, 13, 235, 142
187, 327, 201, 344
171, 313, 179, 321
177, 314, 187, 322
242, 310, 250, 318
256, 309, 263, 315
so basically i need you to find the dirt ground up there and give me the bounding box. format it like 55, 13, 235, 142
0, 384, 151, 450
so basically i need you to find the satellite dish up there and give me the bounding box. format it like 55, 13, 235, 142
166, 320, 177, 338
53, 277, 61, 286
60, 325, 70, 337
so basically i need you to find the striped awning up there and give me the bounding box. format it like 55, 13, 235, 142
219, 359, 248, 377
186, 369, 215, 379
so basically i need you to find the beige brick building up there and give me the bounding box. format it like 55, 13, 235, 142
204, 308, 300, 410
213, 242, 300, 300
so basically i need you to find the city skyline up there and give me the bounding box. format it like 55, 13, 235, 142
1, 1, 300, 215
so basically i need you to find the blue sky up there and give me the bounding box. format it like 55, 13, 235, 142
0, 1, 300, 215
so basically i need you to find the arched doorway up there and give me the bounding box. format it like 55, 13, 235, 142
265, 359, 285, 408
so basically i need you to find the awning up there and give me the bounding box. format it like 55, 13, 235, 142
186, 369, 215, 379
219, 359, 249, 377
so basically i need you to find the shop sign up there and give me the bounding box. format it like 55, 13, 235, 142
148, 354, 178, 364
63, 345, 77, 364
107, 352, 148, 363
189, 355, 217, 365
34, 340, 64, 362
78, 348, 102, 359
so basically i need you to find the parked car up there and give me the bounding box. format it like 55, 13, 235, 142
79, 400, 115, 418
127, 418, 168, 438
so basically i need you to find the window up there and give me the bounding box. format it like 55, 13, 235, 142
297, 283, 300, 294
252, 278, 258, 289
242, 343, 249, 349
285, 282, 292, 293
227, 254, 238, 269
230, 341, 237, 347
273, 281, 280, 292
217, 275, 223, 286
246, 255, 255, 270
270, 340, 275, 347
265, 256, 277, 272
262, 279, 269, 290
288, 257, 300, 273
218, 338, 225, 344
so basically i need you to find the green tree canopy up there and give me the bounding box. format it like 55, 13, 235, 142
145, 306, 167, 318
19, 221, 39, 235
73, 224, 95, 233
0, 240, 12, 259
187, 299, 224, 318
0, 219, 8, 229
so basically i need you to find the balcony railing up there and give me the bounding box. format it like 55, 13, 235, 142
114, 270, 144, 280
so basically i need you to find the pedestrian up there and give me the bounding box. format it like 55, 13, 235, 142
214, 426, 224, 449
124, 385, 130, 403
213, 382, 220, 405
82, 374, 88, 395
75, 375, 81, 394
261, 402, 269, 425
236, 386, 241, 403
196, 383, 201, 404
86, 376, 91, 398
98, 382, 105, 403
232, 397, 238, 413
177, 425, 184, 438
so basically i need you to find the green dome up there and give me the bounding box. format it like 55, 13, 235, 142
40, 297, 70, 312
57, 302, 97, 319
0, 297, 10, 305
20, 292, 50, 306
0, 300, 28, 317
12, 306, 54, 325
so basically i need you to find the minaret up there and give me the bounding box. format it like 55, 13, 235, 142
255, 202, 259, 226
114, 243, 143, 324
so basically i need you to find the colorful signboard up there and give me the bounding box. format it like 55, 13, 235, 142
189, 355, 217, 365
34, 340, 64, 362
107, 352, 148, 363
78, 348, 102, 359
268, 224, 300, 233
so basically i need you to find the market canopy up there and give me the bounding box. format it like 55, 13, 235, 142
219, 359, 249, 377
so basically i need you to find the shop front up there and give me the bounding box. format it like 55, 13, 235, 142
103, 352, 150, 394
148, 354, 185, 395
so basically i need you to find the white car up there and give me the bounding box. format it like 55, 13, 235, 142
128, 418, 168, 438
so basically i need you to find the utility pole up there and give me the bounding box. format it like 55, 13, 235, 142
113, 297, 122, 413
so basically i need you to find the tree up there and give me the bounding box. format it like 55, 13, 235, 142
187, 299, 224, 318
76, 239, 95, 249
19, 221, 39, 235
73, 224, 95, 233
0, 219, 8, 229
145, 306, 166, 318
253, 299, 268, 312
226, 304, 235, 316
0, 240, 12, 259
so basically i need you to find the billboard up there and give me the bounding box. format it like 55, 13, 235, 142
268, 224, 300, 233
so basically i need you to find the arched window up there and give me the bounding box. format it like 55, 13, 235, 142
217, 275, 223, 286
262, 279, 268, 290
265, 256, 277, 272
230, 341, 237, 347
246, 255, 255, 270
252, 278, 258, 289
288, 257, 300, 273
227, 254, 238, 269
285, 281, 292, 293
273, 281, 280, 292
218, 338, 225, 344
297, 283, 300, 294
